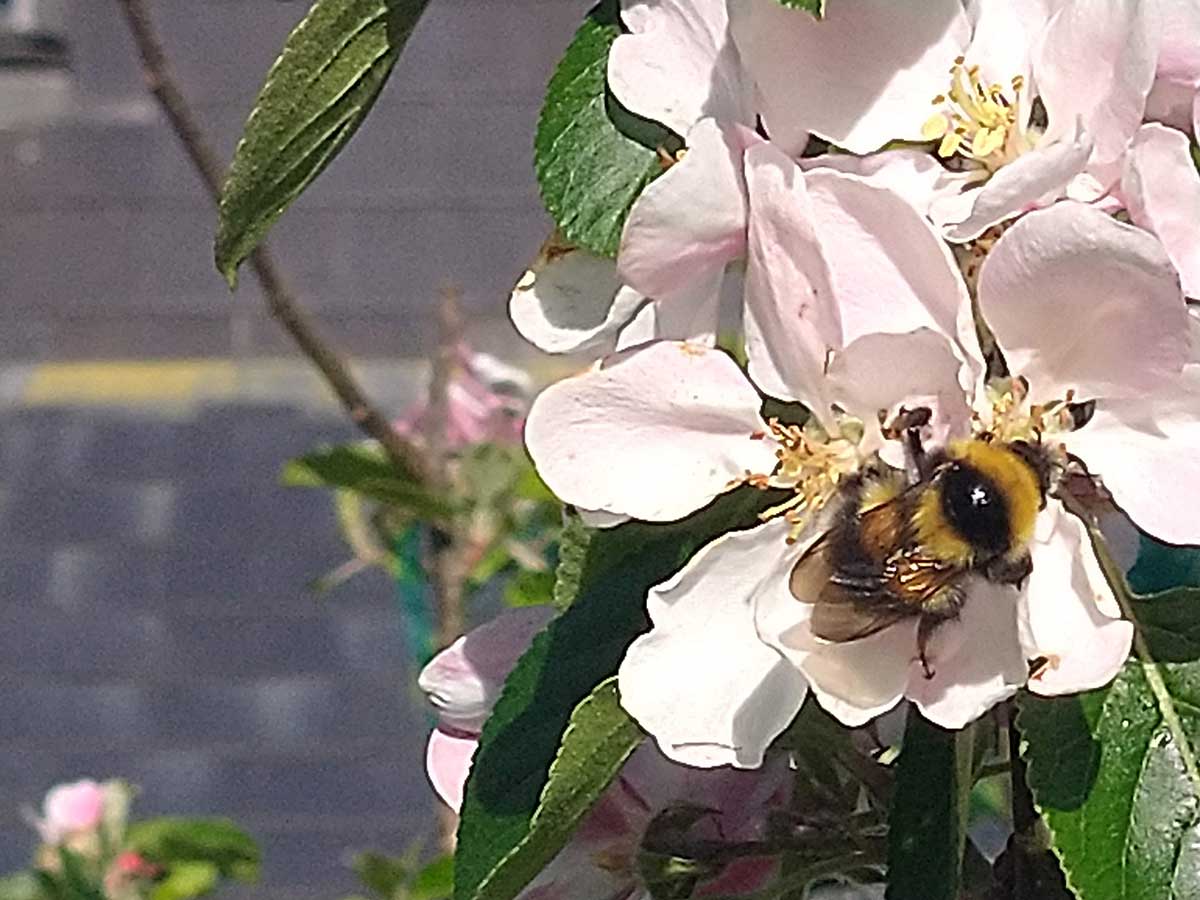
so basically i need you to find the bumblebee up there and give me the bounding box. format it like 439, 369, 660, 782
790, 427, 1054, 677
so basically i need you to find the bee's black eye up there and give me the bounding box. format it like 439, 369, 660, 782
940, 463, 1010, 556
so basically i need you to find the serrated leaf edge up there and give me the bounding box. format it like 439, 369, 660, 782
468, 678, 640, 900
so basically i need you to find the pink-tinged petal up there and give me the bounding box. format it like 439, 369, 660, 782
39, 781, 107, 845
619, 120, 754, 299
418, 606, 555, 732
978, 202, 1188, 401
1122, 124, 1200, 298
801, 149, 978, 218
426, 729, 477, 813
730, 0, 970, 154
608, 0, 751, 136
1035, 0, 1160, 170
1145, 77, 1198, 132
743, 142, 838, 410
618, 520, 809, 768
525, 342, 777, 521
1060, 391, 1200, 547
510, 249, 645, 354
615, 267, 725, 351
1157, 0, 1200, 84
908, 581, 1026, 728
828, 329, 974, 465
805, 169, 972, 348
940, 124, 1093, 242
1020, 504, 1133, 695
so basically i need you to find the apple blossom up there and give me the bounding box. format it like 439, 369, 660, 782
1143, 0, 1200, 134
619, 197, 1199, 767
394, 342, 532, 450
418, 605, 555, 811
32, 779, 111, 847
418, 607, 790, 899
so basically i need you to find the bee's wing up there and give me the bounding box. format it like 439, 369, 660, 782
790, 494, 955, 644
790, 531, 914, 643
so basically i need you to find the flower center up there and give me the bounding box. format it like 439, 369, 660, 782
741, 417, 864, 543
978, 375, 1079, 468
921, 58, 1029, 171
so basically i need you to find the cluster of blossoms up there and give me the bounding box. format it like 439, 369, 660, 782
25, 780, 160, 900
421, 0, 1200, 890
512, 0, 1200, 765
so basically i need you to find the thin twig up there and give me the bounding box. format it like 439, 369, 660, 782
425, 285, 466, 854
114, 0, 428, 482
426, 285, 466, 649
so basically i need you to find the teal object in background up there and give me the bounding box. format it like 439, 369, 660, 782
393, 526, 437, 671
1128, 535, 1200, 594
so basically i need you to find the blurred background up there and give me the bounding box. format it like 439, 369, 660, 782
0, 0, 580, 895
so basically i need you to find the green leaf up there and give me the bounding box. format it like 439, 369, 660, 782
351, 851, 411, 899
534, 0, 678, 258
886, 713, 975, 900
775, 0, 825, 15
215, 0, 431, 286
283, 443, 453, 520
460, 679, 641, 900
454, 487, 778, 900
410, 855, 455, 900
150, 862, 219, 900
1019, 585, 1200, 900
126, 818, 260, 882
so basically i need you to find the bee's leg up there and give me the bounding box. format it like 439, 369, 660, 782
885, 406, 933, 483
917, 617, 938, 680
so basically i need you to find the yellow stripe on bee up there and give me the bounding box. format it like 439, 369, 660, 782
913, 487, 975, 566
949, 439, 1041, 550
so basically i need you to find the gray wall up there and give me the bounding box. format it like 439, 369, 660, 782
0, 1, 584, 896
1, 0, 582, 360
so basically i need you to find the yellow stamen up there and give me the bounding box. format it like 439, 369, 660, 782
925, 58, 1029, 170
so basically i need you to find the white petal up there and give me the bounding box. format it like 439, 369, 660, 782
828, 329, 974, 464
525, 342, 777, 521
1122, 124, 1200, 298
962, 0, 1046, 87
1035, 0, 1160, 170
1144, 77, 1198, 132
1020, 504, 1133, 695
609, 0, 752, 135
978, 202, 1188, 401
1061, 390, 1200, 547
805, 169, 972, 348
742, 142, 839, 410
618, 519, 809, 768
615, 268, 725, 351
418, 606, 556, 732
618, 119, 753, 299
509, 249, 645, 354
801, 149, 978, 218
908, 581, 1026, 728
426, 729, 477, 813
730, 0, 970, 154
941, 124, 1093, 242
799, 625, 916, 728
1157, 0, 1200, 84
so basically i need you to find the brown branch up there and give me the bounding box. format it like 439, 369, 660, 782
114, 0, 429, 482
427, 284, 466, 648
